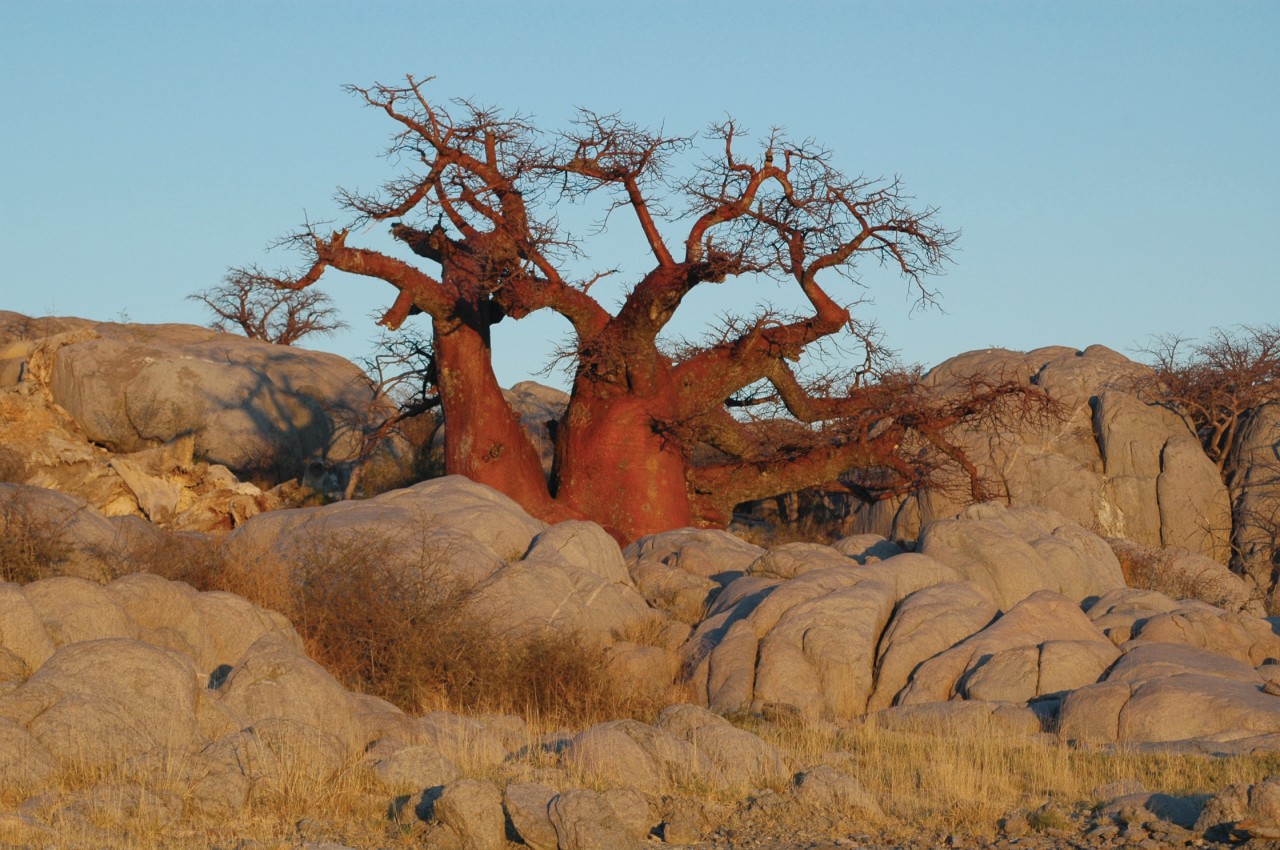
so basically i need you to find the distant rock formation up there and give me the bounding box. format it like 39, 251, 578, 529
847, 345, 1233, 566
0, 312, 414, 530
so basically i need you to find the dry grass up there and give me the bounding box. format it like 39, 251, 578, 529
1111, 541, 1245, 609
120, 521, 666, 729
744, 713, 1280, 837
12, 710, 1280, 850
0, 489, 73, 583
8, 487, 1280, 845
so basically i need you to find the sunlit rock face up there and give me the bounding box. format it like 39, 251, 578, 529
845, 344, 1232, 564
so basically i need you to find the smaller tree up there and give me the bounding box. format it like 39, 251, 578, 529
191, 267, 347, 345
1138, 324, 1280, 491
338, 328, 441, 499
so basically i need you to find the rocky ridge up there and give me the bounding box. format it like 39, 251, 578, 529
6, 475, 1280, 847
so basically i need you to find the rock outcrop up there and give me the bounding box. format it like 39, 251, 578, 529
848, 345, 1234, 565
0, 312, 378, 476
0, 312, 418, 525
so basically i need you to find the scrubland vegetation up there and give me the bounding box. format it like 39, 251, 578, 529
5, 484, 1280, 850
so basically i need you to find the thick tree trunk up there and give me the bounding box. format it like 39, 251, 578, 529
555, 376, 692, 542
432, 315, 561, 519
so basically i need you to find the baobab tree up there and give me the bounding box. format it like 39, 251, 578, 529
1137, 325, 1280, 492
242, 75, 1041, 542
190, 267, 347, 345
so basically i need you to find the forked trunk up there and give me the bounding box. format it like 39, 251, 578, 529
555, 377, 692, 542
432, 315, 560, 518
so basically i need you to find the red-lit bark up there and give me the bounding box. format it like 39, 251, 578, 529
244, 76, 1044, 542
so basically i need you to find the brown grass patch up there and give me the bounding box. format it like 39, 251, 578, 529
127, 522, 663, 727
0, 489, 73, 583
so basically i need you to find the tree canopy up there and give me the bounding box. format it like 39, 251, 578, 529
240, 76, 1041, 541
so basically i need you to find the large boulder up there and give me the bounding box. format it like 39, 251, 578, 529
0, 368, 281, 532
1059, 642, 1280, 744
896, 590, 1118, 705
225, 475, 544, 571
866, 581, 998, 711
1231, 403, 1280, 593
683, 550, 986, 720
850, 345, 1233, 564
560, 719, 722, 792
917, 502, 1125, 610
0, 638, 203, 771
0, 312, 396, 485
466, 555, 659, 648
213, 634, 367, 758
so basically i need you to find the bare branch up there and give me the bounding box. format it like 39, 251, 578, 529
189, 267, 347, 345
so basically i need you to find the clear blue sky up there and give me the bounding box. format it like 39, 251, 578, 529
3, 1, 1276, 388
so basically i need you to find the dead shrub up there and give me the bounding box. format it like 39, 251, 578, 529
285, 529, 489, 710
138, 522, 650, 726
286, 528, 656, 724
0, 448, 28, 484
1110, 540, 1241, 607
0, 489, 73, 583
121, 530, 232, 587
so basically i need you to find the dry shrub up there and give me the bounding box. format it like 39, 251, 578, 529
285, 527, 656, 725
1110, 541, 1243, 608
133, 521, 654, 726
0, 447, 28, 483
0, 489, 73, 583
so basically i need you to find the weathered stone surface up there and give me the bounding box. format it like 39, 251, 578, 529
1106, 641, 1263, 686
849, 346, 1232, 564
503, 782, 559, 850
832, 534, 904, 564
868, 581, 997, 711
22, 576, 137, 646
432, 779, 505, 850
1128, 605, 1280, 666
0, 718, 55, 791
224, 476, 536, 588
561, 719, 721, 791
0, 390, 274, 532
792, 765, 883, 817
189, 589, 301, 670
746, 542, 853, 579
684, 552, 971, 719
0, 583, 55, 673
1061, 643, 1280, 745
1085, 587, 1183, 645
1157, 435, 1234, 560
627, 528, 765, 585
525, 520, 630, 585
1196, 776, 1280, 840
897, 590, 1117, 705
467, 556, 658, 649
104, 572, 208, 663
32, 320, 372, 475
1109, 538, 1261, 613
1232, 404, 1280, 593
548, 788, 647, 850
366, 741, 460, 793
656, 704, 789, 789
918, 503, 1125, 610
214, 634, 366, 757
2, 638, 201, 770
